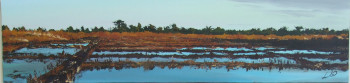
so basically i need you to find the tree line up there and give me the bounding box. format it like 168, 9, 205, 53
2, 19, 349, 36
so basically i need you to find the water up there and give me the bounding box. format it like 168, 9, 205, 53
94, 47, 336, 56
51, 43, 89, 46
303, 58, 349, 64
87, 57, 296, 64
271, 50, 334, 54
233, 52, 266, 55
3, 59, 60, 83
74, 66, 348, 82
93, 51, 211, 56
180, 47, 254, 51
14, 47, 80, 55
4, 46, 346, 82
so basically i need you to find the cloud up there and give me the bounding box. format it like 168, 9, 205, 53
230, 0, 350, 18
230, 0, 350, 11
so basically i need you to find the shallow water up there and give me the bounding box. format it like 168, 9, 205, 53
303, 58, 349, 64
51, 43, 89, 46
181, 47, 254, 51
87, 57, 296, 64
94, 47, 336, 56
271, 50, 334, 54
4, 46, 346, 82
233, 52, 266, 55
74, 66, 348, 82
92, 51, 211, 56
15, 47, 80, 55
3, 59, 60, 83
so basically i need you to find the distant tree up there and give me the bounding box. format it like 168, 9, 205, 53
84, 28, 91, 33
37, 27, 46, 32
225, 30, 238, 34
48, 29, 55, 32
292, 26, 304, 35
2, 25, 9, 31
171, 24, 179, 33
12, 27, 19, 31
113, 20, 124, 28
80, 26, 85, 32
163, 26, 171, 33
295, 26, 303, 31
19, 26, 26, 31
137, 23, 143, 32
99, 27, 106, 32
202, 26, 213, 35
66, 26, 74, 32
129, 25, 138, 32
148, 24, 156, 32
212, 27, 225, 35
156, 27, 163, 33
321, 28, 329, 35
113, 20, 129, 32
276, 27, 288, 36
262, 27, 276, 35
74, 28, 80, 32
188, 28, 196, 34
179, 27, 188, 34
92, 26, 99, 32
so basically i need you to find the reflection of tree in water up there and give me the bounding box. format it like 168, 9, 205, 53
79, 59, 348, 72
3, 58, 65, 83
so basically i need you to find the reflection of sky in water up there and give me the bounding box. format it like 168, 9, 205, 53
253, 47, 275, 51
233, 57, 296, 64
95, 47, 337, 56
74, 67, 348, 82
271, 50, 333, 54
186, 47, 254, 51
303, 58, 349, 64
233, 52, 265, 55
87, 57, 296, 64
88, 57, 232, 62
15, 48, 80, 55
3, 59, 58, 83
51, 43, 89, 46
93, 51, 211, 56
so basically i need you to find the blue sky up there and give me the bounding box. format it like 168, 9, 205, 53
2, 0, 350, 30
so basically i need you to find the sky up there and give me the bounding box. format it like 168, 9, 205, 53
2, 0, 350, 30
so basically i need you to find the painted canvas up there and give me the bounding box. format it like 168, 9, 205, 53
1, 0, 349, 82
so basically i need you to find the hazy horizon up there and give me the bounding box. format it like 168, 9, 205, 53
2, 0, 350, 30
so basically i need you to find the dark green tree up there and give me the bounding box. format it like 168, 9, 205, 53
276, 27, 288, 36
66, 26, 74, 32
2, 25, 9, 30
212, 27, 225, 35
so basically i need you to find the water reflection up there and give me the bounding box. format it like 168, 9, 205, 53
51, 43, 89, 46
271, 50, 334, 54
87, 57, 297, 64
3, 59, 63, 83
15, 47, 80, 55
75, 66, 348, 82
94, 47, 336, 56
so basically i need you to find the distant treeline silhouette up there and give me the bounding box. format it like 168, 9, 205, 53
2, 19, 349, 36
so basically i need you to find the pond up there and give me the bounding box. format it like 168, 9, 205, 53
3, 45, 346, 82
93, 47, 336, 56
51, 43, 89, 46
87, 57, 296, 64
74, 66, 348, 82
14, 47, 80, 56
3, 59, 62, 83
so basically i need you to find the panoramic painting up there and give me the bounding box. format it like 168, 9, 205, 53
2, 0, 349, 82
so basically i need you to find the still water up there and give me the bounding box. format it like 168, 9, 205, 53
3, 46, 347, 82
75, 66, 348, 82
93, 47, 336, 56
3, 59, 60, 83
